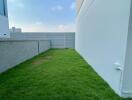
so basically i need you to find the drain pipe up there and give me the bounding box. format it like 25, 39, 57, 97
114, 62, 124, 96
115, 62, 132, 97
38, 40, 40, 54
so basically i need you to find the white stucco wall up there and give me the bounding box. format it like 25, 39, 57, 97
121, 2, 132, 97
76, 0, 131, 97
76, 0, 84, 13
0, 15, 10, 38
0, 0, 10, 38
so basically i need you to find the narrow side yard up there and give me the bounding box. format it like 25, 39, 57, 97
0, 49, 131, 100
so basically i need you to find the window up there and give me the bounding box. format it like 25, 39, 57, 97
0, 0, 6, 16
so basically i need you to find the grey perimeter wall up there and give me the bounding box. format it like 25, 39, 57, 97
0, 40, 50, 73
11, 32, 75, 48
0, 32, 75, 73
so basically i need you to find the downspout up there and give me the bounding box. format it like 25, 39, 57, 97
38, 40, 40, 54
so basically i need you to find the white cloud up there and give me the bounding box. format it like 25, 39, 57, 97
8, 0, 16, 3
35, 22, 43, 25
56, 24, 75, 32
51, 5, 64, 11
70, 2, 76, 10
9, 22, 75, 32
20, 23, 52, 32
17, 3, 25, 8
8, 0, 25, 8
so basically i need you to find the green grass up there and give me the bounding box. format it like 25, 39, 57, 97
0, 49, 131, 100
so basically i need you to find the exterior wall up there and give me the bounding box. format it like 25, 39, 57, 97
0, 40, 50, 73
39, 40, 51, 53
121, 1, 132, 97
0, 0, 10, 38
76, 0, 84, 13
76, 0, 131, 97
11, 32, 75, 48
0, 32, 75, 73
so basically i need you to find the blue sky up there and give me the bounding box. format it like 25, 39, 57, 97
7, 0, 76, 32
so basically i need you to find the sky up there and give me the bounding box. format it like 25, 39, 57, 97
7, 0, 76, 32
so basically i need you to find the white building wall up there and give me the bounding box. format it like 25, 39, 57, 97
0, 0, 10, 38
76, 0, 131, 97
121, 2, 132, 97
0, 16, 10, 38
76, 0, 84, 13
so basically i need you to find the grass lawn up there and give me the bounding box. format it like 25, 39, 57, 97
0, 49, 131, 100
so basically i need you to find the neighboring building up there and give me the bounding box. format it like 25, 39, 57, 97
0, 0, 9, 38
76, 0, 132, 98
9, 27, 22, 33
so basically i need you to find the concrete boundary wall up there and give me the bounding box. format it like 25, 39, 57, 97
0, 40, 50, 73
11, 32, 75, 48
0, 32, 75, 73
